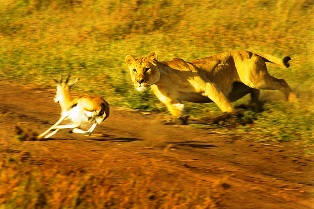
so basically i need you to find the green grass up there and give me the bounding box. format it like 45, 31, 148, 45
0, 0, 313, 143
0, 1, 313, 208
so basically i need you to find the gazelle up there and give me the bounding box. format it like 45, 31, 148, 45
37, 75, 110, 139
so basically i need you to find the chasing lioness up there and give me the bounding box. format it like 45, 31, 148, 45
125, 50, 297, 124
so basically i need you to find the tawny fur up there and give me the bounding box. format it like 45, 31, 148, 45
125, 50, 297, 122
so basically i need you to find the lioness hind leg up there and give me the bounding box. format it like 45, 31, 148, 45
248, 88, 265, 111
249, 88, 260, 104
248, 74, 297, 102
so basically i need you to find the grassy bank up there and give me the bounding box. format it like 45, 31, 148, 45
0, 0, 313, 144
0, 1, 313, 208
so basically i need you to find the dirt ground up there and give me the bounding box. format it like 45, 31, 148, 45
0, 81, 313, 209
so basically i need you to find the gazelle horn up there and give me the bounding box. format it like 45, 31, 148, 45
65, 74, 71, 84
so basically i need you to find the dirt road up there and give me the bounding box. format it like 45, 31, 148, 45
0, 81, 313, 208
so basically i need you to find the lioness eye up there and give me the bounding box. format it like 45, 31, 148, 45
133, 69, 137, 73
145, 68, 150, 73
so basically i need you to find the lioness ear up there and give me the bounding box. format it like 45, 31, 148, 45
148, 52, 158, 66
125, 55, 135, 65
149, 52, 157, 60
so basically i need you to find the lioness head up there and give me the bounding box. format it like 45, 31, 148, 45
125, 52, 160, 92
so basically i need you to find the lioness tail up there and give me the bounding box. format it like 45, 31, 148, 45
259, 54, 291, 68
282, 56, 291, 68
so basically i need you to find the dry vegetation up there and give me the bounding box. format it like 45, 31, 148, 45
0, 0, 313, 142
0, 0, 313, 208
0, 148, 216, 208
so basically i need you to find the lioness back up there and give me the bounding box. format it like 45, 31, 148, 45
125, 50, 296, 125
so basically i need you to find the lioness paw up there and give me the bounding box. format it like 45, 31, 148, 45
162, 116, 189, 125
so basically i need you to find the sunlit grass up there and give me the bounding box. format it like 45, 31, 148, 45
0, 0, 313, 208
0, 0, 313, 141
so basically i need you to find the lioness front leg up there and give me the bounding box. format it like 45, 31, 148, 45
152, 86, 189, 125
204, 83, 235, 113
163, 102, 189, 125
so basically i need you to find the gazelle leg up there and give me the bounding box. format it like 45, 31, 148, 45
37, 112, 70, 139
44, 129, 59, 139
51, 106, 84, 132
50, 106, 89, 134
39, 123, 83, 139
86, 123, 98, 135
72, 123, 97, 135
54, 124, 81, 129
72, 127, 88, 134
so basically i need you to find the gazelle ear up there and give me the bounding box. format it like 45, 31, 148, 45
125, 55, 135, 65
69, 78, 78, 89
148, 52, 158, 66
54, 74, 63, 84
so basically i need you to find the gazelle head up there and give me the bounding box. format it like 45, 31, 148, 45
53, 74, 78, 104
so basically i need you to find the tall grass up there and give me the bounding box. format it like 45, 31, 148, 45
0, 0, 313, 144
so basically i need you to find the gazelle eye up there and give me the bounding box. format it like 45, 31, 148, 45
133, 69, 137, 73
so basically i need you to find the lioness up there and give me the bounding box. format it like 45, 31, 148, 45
125, 50, 297, 124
